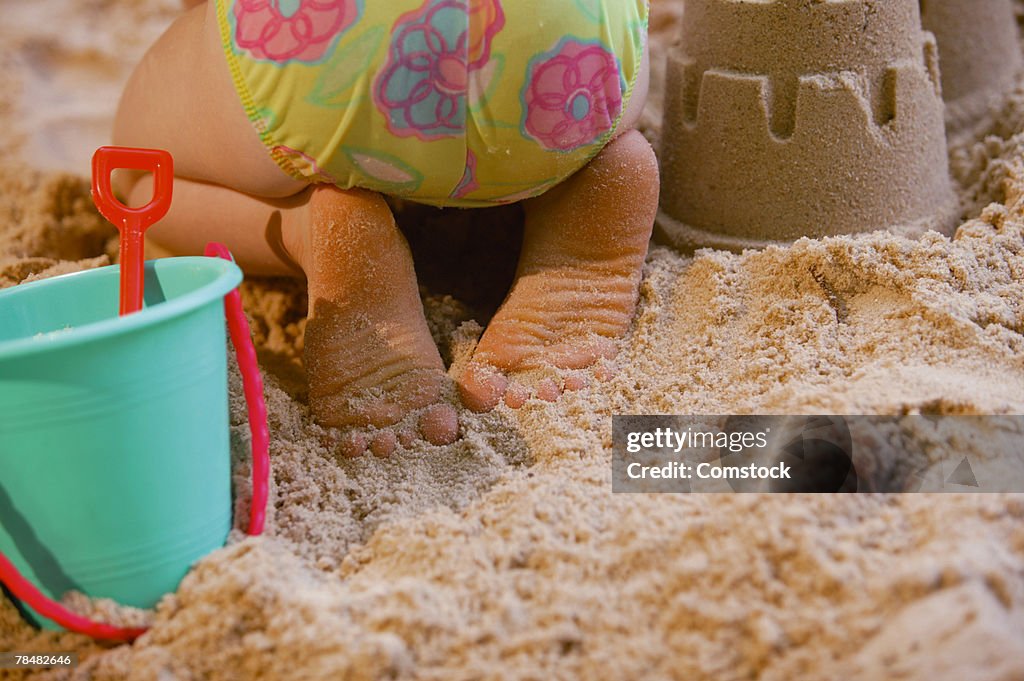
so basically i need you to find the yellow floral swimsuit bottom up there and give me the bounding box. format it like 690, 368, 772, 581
215, 0, 648, 207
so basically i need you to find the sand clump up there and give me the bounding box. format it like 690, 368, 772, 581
0, 0, 1024, 679
657, 0, 958, 251
0, 167, 117, 287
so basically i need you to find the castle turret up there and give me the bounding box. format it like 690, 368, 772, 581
921, 0, 1023, 134
657, 0, 959, 252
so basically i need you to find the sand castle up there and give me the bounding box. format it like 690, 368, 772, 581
656, 0, 959, 252
921, 0, 1023, 134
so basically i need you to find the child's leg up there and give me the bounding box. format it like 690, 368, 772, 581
127, 176, 309, 277
114, 2, 304, 199
126, 176, 458, 453
458, 130, 659, 412
115, 3, 457, 453
297, 186, 458, 452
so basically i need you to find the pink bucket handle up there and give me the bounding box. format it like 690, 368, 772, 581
0, 244, 271, 642
204, 241, 271, 537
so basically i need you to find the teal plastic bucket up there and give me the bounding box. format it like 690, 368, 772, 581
0, 257, 243, 630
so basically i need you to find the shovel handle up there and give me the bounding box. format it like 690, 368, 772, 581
91, 147, 174, 315
91, 146, 173, 225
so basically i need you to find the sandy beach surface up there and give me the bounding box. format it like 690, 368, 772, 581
2, 1, 1024, 679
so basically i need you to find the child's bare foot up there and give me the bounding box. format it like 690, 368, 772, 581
457, 130, 659, 412
293, 186, 459, 455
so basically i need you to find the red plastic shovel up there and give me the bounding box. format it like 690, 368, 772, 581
91, 146, 174, 315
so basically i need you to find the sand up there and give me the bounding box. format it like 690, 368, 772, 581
1, 1, 1024, 679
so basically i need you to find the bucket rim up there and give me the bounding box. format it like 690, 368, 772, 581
0, 257, 243, 361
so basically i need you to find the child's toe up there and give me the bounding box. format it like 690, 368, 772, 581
457, 363, 509, 413
503, 383, 531, 409
340, 431, 371, 458
419, 404, 459, 445
370, 430, 398, 457
535, 378, 562, 403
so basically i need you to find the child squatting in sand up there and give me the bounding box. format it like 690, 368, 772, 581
113, 0, 658, 455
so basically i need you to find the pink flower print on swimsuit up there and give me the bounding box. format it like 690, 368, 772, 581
375, 0, 505, 140
232, 0, 363, 63
521, 38, 624, 152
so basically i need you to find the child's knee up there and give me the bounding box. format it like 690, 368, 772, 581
311, 187, 396, 240
603, 130, 660, 188
287, 186, 402, 274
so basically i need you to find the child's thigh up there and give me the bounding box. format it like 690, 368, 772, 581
113, 2, 306, 198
